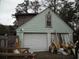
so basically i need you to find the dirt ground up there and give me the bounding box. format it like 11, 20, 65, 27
34, 51, 75, 59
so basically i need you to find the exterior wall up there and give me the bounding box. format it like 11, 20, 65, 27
16, 8, 73, 33
16, 8, 73, 47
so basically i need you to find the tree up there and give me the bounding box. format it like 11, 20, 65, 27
60, 1, 75, 21
0, 24, 16, 35
30, 0, 41, 13
16, 0, 41, 14
16, 0, 29, 14
44, 0, 67, 13
58, 0, 79, 41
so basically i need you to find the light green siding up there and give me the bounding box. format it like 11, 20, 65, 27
16, 8, 73, 47
16, 8, 73, 33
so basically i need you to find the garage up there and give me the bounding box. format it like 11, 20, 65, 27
24, 34, 48, 52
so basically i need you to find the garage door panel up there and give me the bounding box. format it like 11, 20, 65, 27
24, 34, 48, 52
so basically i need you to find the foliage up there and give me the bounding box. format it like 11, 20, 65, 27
59, 1, 75, 21
16, 0, 41, 13
0, 24, 16, 35
16, 0, 29, 13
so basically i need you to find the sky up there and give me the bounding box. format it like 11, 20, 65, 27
0, 0, 75, 25
0, 0, 24, 25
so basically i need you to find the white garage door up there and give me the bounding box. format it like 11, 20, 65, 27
24, 34, 48, 52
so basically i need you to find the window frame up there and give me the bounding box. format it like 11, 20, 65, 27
45, 11, 52, 28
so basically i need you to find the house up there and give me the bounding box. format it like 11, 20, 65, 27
15, 8, 73, 52
0, 25, 16, 48
0, 36, 17, 48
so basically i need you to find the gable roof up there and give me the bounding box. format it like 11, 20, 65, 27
16, 7, 73, 32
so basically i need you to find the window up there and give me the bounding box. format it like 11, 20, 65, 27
46, 11, 52, 27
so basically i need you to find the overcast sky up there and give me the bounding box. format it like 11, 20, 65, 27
0, 0, 75, 25
0, 0, 24, 25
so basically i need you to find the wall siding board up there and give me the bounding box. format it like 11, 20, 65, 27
16, 8, 73, 48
